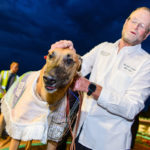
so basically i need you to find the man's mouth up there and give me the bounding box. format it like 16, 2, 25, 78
130, 31, 136, 35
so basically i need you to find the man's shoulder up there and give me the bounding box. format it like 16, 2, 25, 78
97, 41, 114, 46
138, 48, 150, 61
94, 41, 115, 51
0, 70, 9, 75
0, 70, 9, 72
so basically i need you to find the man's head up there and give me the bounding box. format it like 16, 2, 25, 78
121, 7, 150, 46
10, 62, 19, 74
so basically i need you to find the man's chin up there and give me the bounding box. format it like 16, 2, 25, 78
123, 36, 138, 45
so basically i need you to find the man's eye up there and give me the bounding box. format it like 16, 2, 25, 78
139, 23, 145, 29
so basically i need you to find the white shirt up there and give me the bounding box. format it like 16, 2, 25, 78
77, 40, 150, 150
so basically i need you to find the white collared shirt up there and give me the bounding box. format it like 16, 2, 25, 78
77, 40, 150, 150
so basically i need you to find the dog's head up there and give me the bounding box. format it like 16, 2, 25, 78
42, 48, 81, 93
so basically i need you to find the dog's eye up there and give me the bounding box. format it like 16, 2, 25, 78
66, 58, 73, 64
64, 54, 74, 65
64, 57, 74, 66
49, 52, 55, 59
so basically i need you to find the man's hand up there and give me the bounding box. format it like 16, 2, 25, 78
72, 76, 102, 100
72, 76, 90, 93
49, 40, 76, 52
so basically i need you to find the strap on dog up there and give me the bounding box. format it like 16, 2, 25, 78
66, 90, 83, 150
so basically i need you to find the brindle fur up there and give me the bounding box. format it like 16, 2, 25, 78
9, 48, 81, 150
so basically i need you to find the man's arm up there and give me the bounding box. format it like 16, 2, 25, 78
73, 59, 150, 121
72, 76, 102, 100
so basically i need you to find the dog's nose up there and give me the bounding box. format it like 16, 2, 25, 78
43, 76, 56, 85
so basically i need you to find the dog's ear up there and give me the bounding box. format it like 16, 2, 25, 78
77, 55, 82, 72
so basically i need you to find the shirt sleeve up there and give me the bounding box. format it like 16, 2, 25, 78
97, 58, 150, 120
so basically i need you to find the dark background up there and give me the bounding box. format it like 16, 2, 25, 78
0, 0, 150, 75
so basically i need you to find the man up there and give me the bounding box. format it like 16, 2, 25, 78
50, 7, 150, 150
0, 62, 19, 99
0, 61, 19, 138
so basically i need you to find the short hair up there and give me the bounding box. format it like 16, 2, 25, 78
129, 7, 150, 32
10, 62, 19, 68
132, 7, 150, 13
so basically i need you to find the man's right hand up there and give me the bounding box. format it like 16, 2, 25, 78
49, 40, 76, 52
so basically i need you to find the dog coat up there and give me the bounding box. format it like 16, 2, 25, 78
1, 71, 72, 144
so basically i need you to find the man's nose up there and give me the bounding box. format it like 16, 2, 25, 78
133, 23, 139, 30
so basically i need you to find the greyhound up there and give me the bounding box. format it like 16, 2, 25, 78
1, 48, 81, 150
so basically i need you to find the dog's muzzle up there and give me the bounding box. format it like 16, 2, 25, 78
43, 75, 57, 92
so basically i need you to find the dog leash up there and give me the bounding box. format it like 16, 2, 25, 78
66, 90, 83, 150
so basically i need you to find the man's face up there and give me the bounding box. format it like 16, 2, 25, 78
10, 63, 19, 74
121, 9, 150, 46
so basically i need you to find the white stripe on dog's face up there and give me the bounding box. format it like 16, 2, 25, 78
43, 48, 81, 93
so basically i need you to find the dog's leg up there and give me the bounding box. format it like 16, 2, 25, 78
9, 138, 20, 150
0, 136, 11, 147
25, 140, 32, 150
0, 113, 5, 136
46, 141, 57, 150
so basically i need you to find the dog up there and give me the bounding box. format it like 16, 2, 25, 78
1, 47, 81, 150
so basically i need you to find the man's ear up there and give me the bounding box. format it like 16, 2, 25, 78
144, 31, 150, 40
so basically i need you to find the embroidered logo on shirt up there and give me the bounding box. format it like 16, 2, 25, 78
100, 51, 111, 56
122, 63, 136, 73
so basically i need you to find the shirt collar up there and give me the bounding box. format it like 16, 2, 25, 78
114, 39, 141, 54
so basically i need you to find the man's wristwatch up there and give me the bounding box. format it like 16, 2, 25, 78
87, 82, 96, 96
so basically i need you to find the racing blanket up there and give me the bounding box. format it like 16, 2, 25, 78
1, 71, 68, 143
